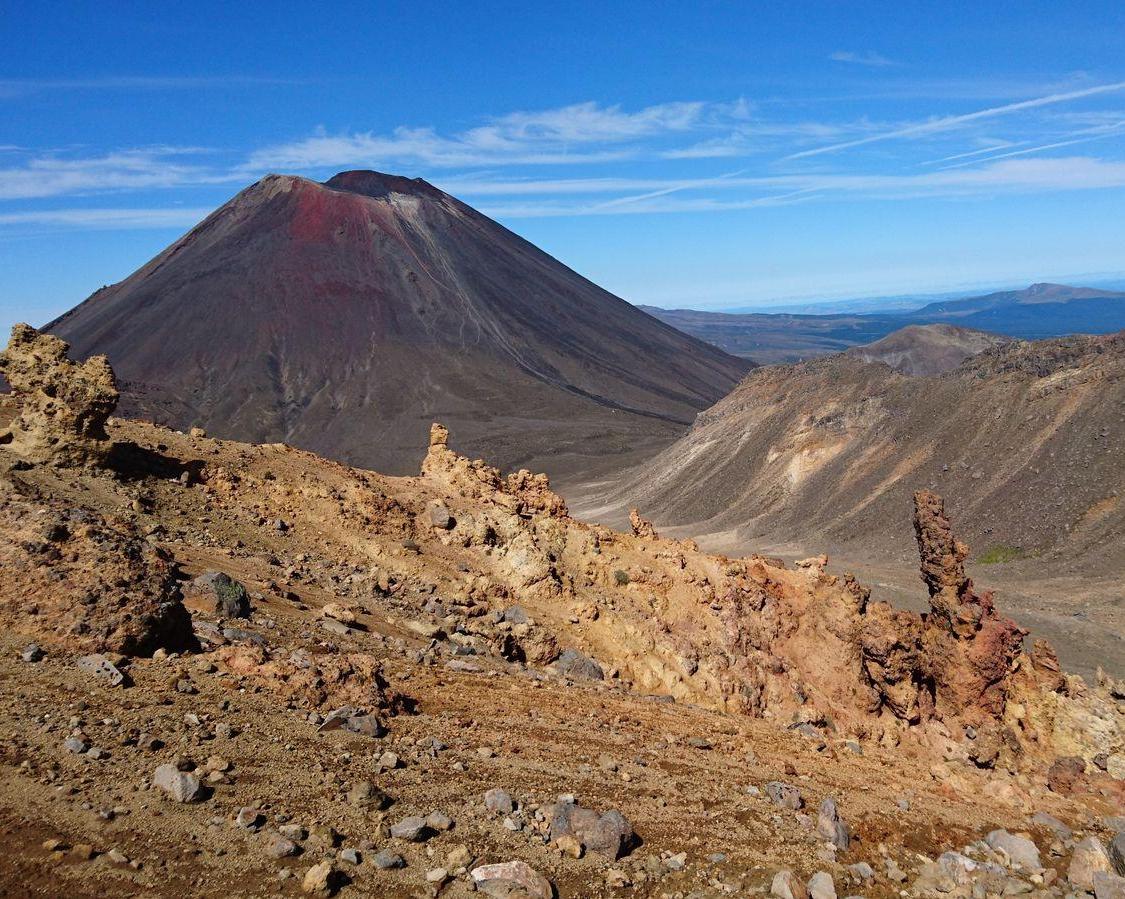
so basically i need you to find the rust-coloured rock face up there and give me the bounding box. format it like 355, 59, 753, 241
0, 324, 118, 467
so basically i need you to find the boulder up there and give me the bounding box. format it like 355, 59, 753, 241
766, 781, 803, 810
549, 799, 633, 859
554, 648, 603, 681
1110, 832, 1125, 876
1069, 837, 1113, 891
816, 797, 849, 849
471, 861, 553, 899
986, 830, 1041, 870
153, 764, 202, 803
1095, 872, 1125, 899
192, 571, 251, 619
771, 870, 809, 899
807, 871, 836, 899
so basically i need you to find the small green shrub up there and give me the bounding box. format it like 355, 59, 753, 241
976, 545, 1024, 564
613, 569, 630, 586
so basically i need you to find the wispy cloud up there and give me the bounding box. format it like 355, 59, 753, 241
786, 80, 1125, 159
0, 75, 301, 99
0, 147, 235, 199
829, 51, 896, 68
0, 207, 212, 228
244, 100, 752, 170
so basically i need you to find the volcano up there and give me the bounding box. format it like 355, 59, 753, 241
48, 171, 750, 477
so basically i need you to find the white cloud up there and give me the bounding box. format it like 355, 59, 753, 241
0, 207, 213, 228
0, 76, 301, 99
0, 148, 231, 200
829, 51, 896, 68
244, 100, 752, 170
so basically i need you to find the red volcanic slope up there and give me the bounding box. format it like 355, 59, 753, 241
49, 171, 750, 476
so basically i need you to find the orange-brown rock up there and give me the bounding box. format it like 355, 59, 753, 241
0, 324, 118, 467
629, 508, 658, 539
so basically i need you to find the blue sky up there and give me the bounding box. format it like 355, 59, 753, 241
3, 1, 1125, 330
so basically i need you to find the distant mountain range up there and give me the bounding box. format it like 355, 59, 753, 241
47, 170, 749, 478
642, 282, 1125, 364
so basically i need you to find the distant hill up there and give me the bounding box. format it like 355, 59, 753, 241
844, 324, 1010, 375
643, 283, 1125, 363
637, 306, 896, 365
47, 170, 750, 478
592, 331, 1125, 573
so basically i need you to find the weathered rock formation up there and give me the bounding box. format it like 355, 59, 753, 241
0, 323, 118, 467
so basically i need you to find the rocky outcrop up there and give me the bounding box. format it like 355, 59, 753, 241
629, 508, 658, 539
0, 324, 118, 467
910, 490, 1026, 722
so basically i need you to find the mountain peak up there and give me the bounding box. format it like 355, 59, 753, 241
324, 169, 444, 201
47, 173, 748, 477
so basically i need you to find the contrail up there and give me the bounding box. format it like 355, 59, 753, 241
785, 81, 1125, 160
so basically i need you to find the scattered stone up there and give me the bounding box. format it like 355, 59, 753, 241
376, 751, 400, 772
549, 799, 633, 859
302, 860, 337, 896
1047, 756, 1086, 794
236, 807, 263, 831
772, 869, 809, 899
425, 867, 448, 884
265, 832, 299, 858
1031, 811, 1072, 840
502, 605, 529, 625
885, 859, 908, 883
766, 781, 803, 810
346, 780, 390, 809
63, 736, 88, 754
1070, 836, 1113, 890
77, 654, 127, 687
279, 824, 307, 841
344, 714, 385, 738
21, 643, 44, 662
428, 502, 454, 530
425, 811, 453, 832
338, 848, 360, 865
556, 834, 583, 858
390, 816, 429, 842
986, 830, 1041, 870
471, 861, 553, 899
372, 849, 405, 870
153, 763, 202, 803
484, 788, 514, 815
665, 852, 687, 871
447, 845, 473, 869
816, 797, 849, 850
193, 571, 252, 618
808, 871, 836, 899
554, 648, 604, 681
320, 618, 356, 637
847, 862, 874, 882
